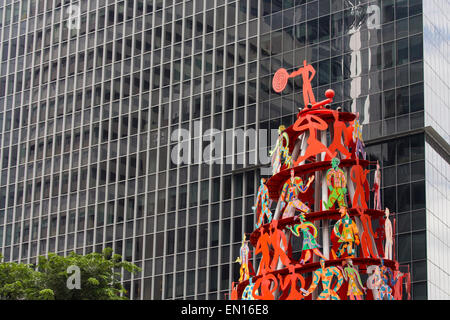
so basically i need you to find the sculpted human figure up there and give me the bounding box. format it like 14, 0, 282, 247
352, 112, 366, 160
269, 125, 291, 175
323, 158, 348, 210
366, 265, 382, 300
253, 178, 272, 228
342, 259, 365, 300
357, 207, 378, 258
280, 169, 314, 219
252, 272, 278, 300
303, 259, 344, 300
332, 206, 360, 259
393, 270, 411, 300
326, 109, 351, 161
379, 261, 395, 300
372, 161, 381, 210
384, 208, 393, 260
255, 227, 271, 275
269, 219, 291, 271
292, 114, 336, 166
230, 282, 238, 300
235, 234, 251, 281
241, 277, 256, 300
277, 264, 306, 300
286, 214, 327, 264
350, 159, 369, 209
272, 60, 317, 109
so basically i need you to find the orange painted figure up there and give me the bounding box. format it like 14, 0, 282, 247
272, 60, 316, 108
269, 219, 291, 271
255, 227, 272, 275
326, 110, 352, 161
230, 282, 238, 300
303, 259, 344, 300
357, 207, 378, 259
252, 273, 278, 300
277, 264, 306, 300
350, 159, 370, 209
293, 115, 335, 166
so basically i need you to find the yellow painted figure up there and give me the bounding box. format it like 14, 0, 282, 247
332, 207, 360, 259
269, 125, 291, 175
235, 234, 250, 281
342, 259, 365, 300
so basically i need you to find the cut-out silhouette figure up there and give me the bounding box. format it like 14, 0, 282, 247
357, 207, 378, 258
350, 159, 369, 209
269, 219, 291, 271
273, 60, 316, 108
255, 227, 272, 276
384, 208, 393, 260
372, 161, 382, 210
293, 115, 335, 166
326, 110, 352, 161
252, 272, 278, 300
277, 264, 306, 300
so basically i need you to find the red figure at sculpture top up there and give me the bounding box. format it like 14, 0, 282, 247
273, 60, 316, 108
292, 114, 336, 166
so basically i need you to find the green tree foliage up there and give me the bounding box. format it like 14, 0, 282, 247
0, 248, 140, 300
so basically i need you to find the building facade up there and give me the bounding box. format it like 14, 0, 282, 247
0, 0, 448, 300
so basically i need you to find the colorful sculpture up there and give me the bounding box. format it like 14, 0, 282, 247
303, 259, 344, 300
384, 208, 393, 260
286, 214, 327, 264
342, 258, 365, 300
323, 158, 348, 210
230, 67, 409, 300
253, 178, 272, 228
277, 264, 306, 300
280, 169, 314, 219
332, 207, 360, 259
292, 115, 336, 166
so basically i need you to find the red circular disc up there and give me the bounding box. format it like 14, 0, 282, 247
272, 68, 289, 93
